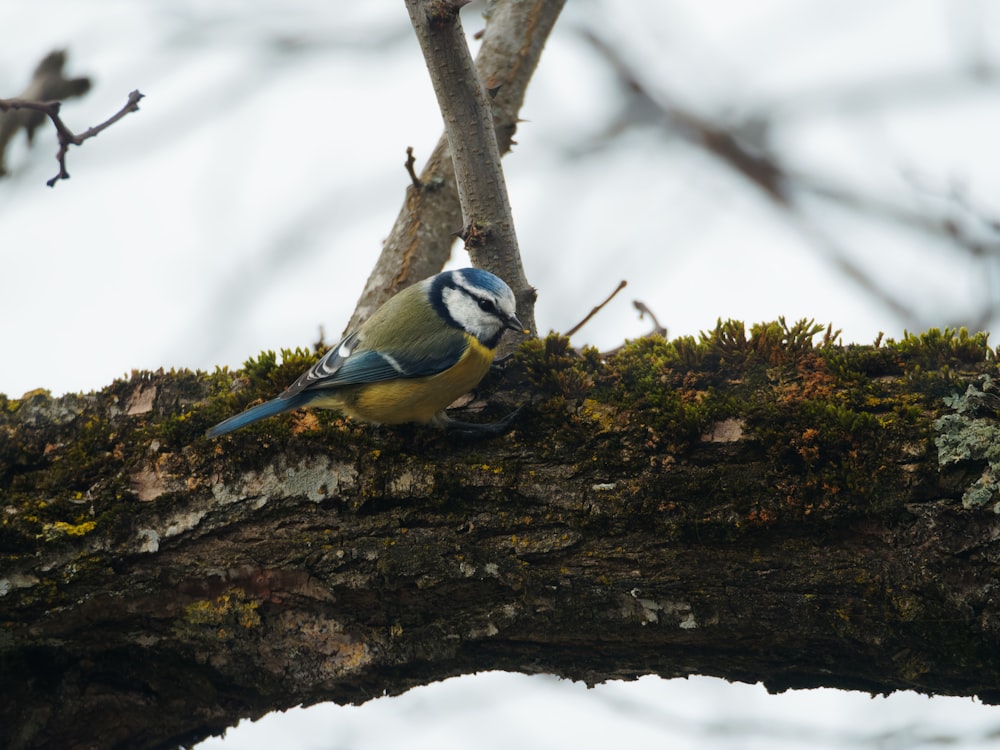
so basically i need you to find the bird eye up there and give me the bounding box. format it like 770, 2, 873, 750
477, 298, 497, 315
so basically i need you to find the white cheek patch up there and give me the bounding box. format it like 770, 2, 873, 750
442, 286, 479, 321
442, 282, 508, 344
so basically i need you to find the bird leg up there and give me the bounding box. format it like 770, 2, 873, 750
435, 406, 522, 439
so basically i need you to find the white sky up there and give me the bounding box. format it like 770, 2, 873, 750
3, 1, 1000, 748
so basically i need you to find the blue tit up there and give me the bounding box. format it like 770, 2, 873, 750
206, 268, 526, 439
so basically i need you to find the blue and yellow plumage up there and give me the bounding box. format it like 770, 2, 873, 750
206, 268, 525, 438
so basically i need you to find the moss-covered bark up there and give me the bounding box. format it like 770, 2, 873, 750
2, 323, 1000, 749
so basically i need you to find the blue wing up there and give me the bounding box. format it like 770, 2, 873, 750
280, 330, 468, 398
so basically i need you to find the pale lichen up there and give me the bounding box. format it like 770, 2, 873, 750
211, 457, 359, 505
934, 374, 1000, 512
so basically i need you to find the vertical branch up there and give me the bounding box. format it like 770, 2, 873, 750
349, 0, 562, 335
405, 1, 513, 243
395, 0, 538, 343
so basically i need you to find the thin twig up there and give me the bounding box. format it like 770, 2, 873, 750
564, 279, 627, 337
599, 299, 668, 357
632, 300, 668, 337
404, 146, 422, 189
0, 89, 144, 187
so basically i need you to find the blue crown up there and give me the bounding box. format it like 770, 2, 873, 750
456, 267, 510, 296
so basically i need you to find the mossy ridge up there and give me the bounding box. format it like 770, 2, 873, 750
519, 318, 844, 447
517, 319, 972, 526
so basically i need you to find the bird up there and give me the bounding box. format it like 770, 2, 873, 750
206, 268, 526, 439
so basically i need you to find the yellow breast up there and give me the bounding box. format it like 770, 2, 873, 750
313, 334, 495, 425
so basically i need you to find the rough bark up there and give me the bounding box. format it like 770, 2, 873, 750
3, 325, 1000, 749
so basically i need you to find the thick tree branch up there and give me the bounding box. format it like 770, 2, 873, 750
348, 0, 559, 336
3, 326, 1000, 748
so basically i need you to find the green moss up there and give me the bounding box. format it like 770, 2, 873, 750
823, 342, 904, 381
600, 319, 841, 449
242, 347, 318, 393
519, 334, 600, 396
695, 317, 836, 371
890, 327, 994, 367
683, 317, 835, 371
512, 320, 955, 531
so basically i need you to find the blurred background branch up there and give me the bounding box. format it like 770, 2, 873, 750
1, 87, 143, 186
571, 10, 1000, 335
0, 50, 91, 178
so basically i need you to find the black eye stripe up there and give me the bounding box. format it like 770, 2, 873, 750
430, 272, 506, 332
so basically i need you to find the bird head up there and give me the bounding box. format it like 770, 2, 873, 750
432, 268, 525, 348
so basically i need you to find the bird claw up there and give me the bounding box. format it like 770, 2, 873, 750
443, 406, 522, 439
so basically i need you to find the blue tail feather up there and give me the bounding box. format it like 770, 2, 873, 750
206, 393, 311, 438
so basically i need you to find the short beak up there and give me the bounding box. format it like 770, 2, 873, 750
505, 314, 528, 334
